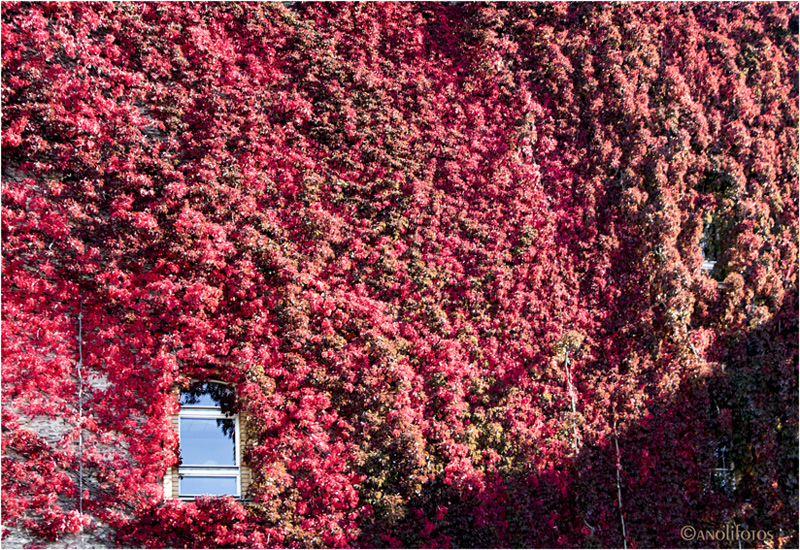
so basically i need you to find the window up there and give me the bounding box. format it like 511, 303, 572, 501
711, 444, 736, 495
178, 381, 240, 498
700, 213, 719, 273
697, 169, 735, 277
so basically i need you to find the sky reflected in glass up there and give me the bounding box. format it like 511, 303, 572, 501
180, 418, 236, 465
180, 476, 237, 496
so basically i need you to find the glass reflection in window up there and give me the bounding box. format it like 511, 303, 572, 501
180, 418, 236, 466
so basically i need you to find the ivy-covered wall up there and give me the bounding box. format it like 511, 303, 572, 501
2, 2, 797, 548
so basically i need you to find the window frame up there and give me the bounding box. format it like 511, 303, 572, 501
177, 381, 241, 499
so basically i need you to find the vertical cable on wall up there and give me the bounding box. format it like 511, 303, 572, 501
77, 309, 84, 549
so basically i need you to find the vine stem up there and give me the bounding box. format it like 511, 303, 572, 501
614, 421, 627, 550
565, 351, 580, 451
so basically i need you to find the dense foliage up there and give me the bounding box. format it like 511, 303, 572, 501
2, 2, 797, 548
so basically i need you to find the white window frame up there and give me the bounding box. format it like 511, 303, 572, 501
177, 381, 241, 499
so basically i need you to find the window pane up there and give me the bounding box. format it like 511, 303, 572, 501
180, 418, 236, 466
180, 381, 235, 408
180, 476, 238, 496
